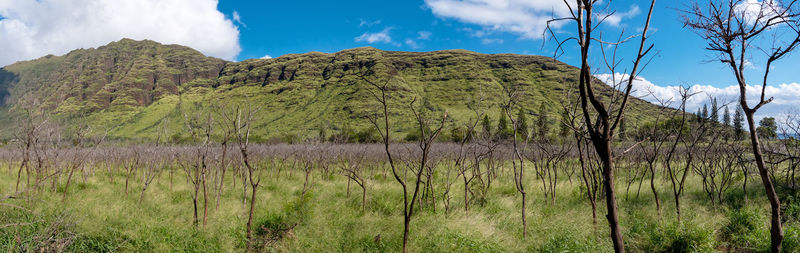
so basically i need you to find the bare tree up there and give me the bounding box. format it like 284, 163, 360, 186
358, 59, 447, 252
777, 110, 800, 188
662, 88, 702, 223
124, 149, 141, 198
444, 105, 483, 215
406, 98, 447, 244
502, 85, 530, 237
12, 96, 49, 193
545, 1, 657, 251
62, 121, 104, 201
339, 146, 368, 211
180, 103, 214, 227
139, 151, 161, 205
213, 103, 235, 211
682, 1, 800, 250
220, 101, 263, 251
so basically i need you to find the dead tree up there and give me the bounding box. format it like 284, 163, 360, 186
62, 122, 103, 200
682, 1, 800, 250
636, 107, 669, 219
528, 136, 572, 205
778, 111, 800, 188
502, 84, 530, 237
213, 104, 235, 211
221, 101, 262, 251
125, 149, 141, 198
12, 98, 49, 193
358, 59, 447, 253
545, 1, 657, 250
662, 88, 702, 223
339, 147, 368, 211
180, 105, 214, 228
693, 129, 735, 206
139, 150, 162, 205
444, 105, 483, 215
406, 98, 447, 243
561, 81, 601, 227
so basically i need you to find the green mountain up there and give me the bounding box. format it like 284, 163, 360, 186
0, 39, 663, 142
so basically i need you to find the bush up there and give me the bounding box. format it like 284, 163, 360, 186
626, 216, 715, 252
722, 207, 769, 251
420, 230, 502, 253
784, 224, 800, 253
254, 193, 314, 248
0, 210, 124, 253
647, 222, 715, 253
353, 234, 392, 253
356, 128, 378, 143
536, 232, 607, 253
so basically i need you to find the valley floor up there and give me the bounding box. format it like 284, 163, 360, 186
0, 151, 797, 252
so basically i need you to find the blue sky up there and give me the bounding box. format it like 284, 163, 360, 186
1, 0, 798, 119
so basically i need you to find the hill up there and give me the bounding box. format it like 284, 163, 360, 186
0, 39, 664, 142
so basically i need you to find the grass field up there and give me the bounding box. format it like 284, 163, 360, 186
2, 146, 799, 253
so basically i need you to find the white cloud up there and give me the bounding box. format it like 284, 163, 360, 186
481, 38, 504, 44
425, 0, 574, 39
596, 73, 800, 122
425, 1, 645, 39
403, 31, 433, 49
417, 31, 432, 40
405, 39, 420, 49
601, 5, 640, 27
734, 0, 784, 24
261, 54, 272, 59
0, 0, 241, 66
359, 19, 382, 27
355, 27, 394, 44
232, 10, 246, 28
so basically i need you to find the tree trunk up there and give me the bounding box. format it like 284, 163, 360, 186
598, 140, 625, 253
521, 191, 527, 238
216, 144, 228, 210
246, 183, 258, 252
361, 186, 367, 212
63, 164, 76, 200
402, 216, 410, 253
202, 171, 209, 227
463, 174, 469, 214
745, 111, 783, 252
649, 164, 661, 219
192, 193, 199, 226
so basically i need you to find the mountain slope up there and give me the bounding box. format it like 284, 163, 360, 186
0, 39, 664, 142
1, 39, 225, 113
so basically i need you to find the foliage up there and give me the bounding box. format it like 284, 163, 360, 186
722, 206, 770, 251
757, 117, 777, 140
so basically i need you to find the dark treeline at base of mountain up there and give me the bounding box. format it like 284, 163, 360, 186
0, 38, 666, 143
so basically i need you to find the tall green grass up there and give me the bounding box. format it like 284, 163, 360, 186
0, 161, 794, 252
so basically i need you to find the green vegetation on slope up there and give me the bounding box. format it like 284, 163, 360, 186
0, 39, 665, 142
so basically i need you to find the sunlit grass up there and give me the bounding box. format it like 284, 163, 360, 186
0, 160, 796, 252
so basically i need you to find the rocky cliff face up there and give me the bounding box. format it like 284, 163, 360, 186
1, 39, 225, 113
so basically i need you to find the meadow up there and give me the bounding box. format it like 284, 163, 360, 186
1, 143, 799, 253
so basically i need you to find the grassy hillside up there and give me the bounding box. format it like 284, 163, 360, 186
0, 39, 664, 142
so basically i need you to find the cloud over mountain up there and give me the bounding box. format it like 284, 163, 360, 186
424, 0, 641, 38
596, 73, 800, 122
0, 0, 241, 67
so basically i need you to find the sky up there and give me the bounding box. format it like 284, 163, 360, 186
0, 0, 798, 122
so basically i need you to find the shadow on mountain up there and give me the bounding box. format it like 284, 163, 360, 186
0, 67, 17, 105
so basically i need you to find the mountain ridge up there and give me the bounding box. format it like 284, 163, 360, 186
0, 39, 664, 142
